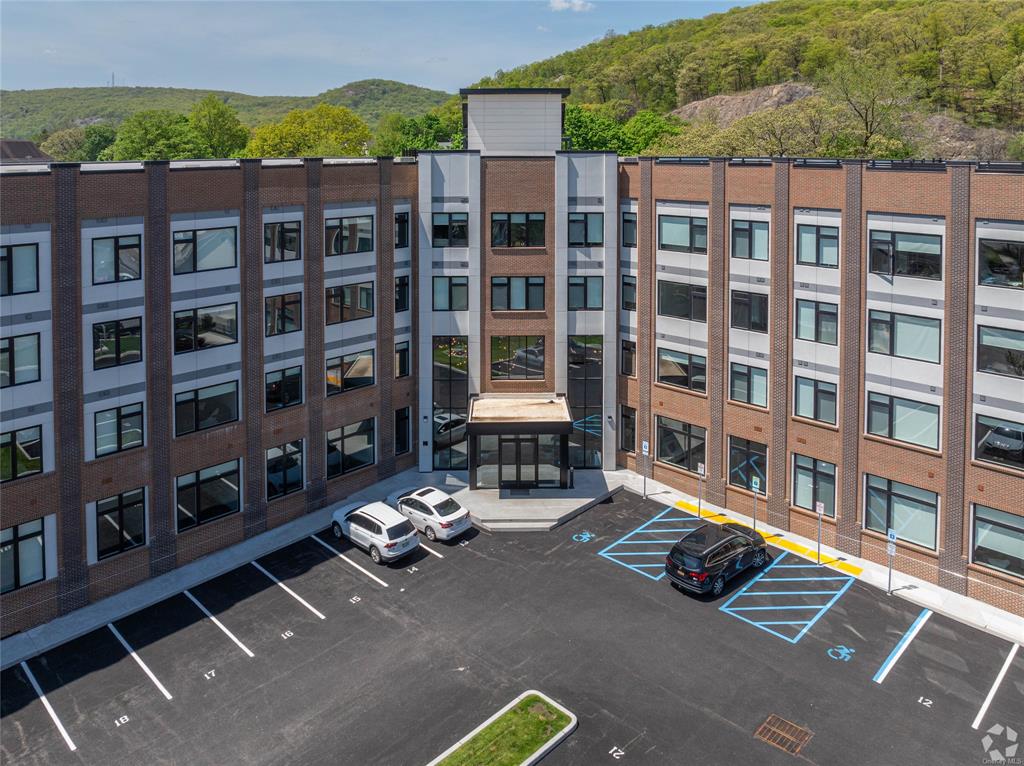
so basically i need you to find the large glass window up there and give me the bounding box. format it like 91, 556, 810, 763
432, 213, 468, 248
433, 276, 468, 311
869, 230, 942, 280
620, 406, 636, 453
95, 403, 144, 456
176, 459, 240, 532
326, 215, 373, 255
656, 416, 705, 473
795, 299, 838, 345
0, 426, 42, 482
0, 243, 39, 296
395, 341, 410, 379
795, 376, 837, 424
96, 489, 145, 560
432, 336, 469, 469
395, 212, 409, 250
326, 282, 374, 324
796, 224, 839, 268
975, 414, 1024, 471
1, 519, 44, 593
657, 280, 706, 322
173, 227, 236, 275
174, 303, 237, 353
657, 348, 707, 393
621, 212, 637, 248
491, 212, 545, 248
620, 339, 636, 377
395, 407, 411, 456
869, 310, 941, 363
174, 381, 238, 436
793, 455, 836, 517
264, 221, 301, 263
326, 348, 374, 395
621, 275, 637, 312
729, 436, 767, 495
977, 325, 1024, 378
92, 235, 141, 284
491, 276, 544, 311
568, 276, 603, 310
731, 291, 768, 333
972, 505, 1024, 578
92, 317, 142, 369
865, 474, 938, 549
267, 440, 303, 500
395, 275, 409, 313
264, 293, 302, 336
265, 366, 302, 412
327, 417, 375, 477
979, 238, 1023, 289
568, 335, 603, 468
568, 213, 603, 247
730, 362, 768, 408
658, 214, 707, 253
490, 336, 544, 380
731, 220, 769, 261
867, 393, 939, 449
0, 333, 40, 387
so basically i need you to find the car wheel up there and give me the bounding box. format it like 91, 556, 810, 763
369, 546, 382, 565
711, 575, 725, 597
752, 549, 767, 568
425, 526, 437, 542
332, 522, 343, 539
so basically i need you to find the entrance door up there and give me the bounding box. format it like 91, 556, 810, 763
498, 435, 539, 488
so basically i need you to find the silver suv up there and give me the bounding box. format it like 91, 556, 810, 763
331, 501, 419, 564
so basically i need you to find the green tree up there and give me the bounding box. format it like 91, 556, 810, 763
821, 54, 921, 150
562, 104, 627, 152
244, 103, 371, 157
110, 110, 204, 160
621, 110, 681, 154
81, 124, 117, 160
40, 127, 87, 161
188, 95, 248, 157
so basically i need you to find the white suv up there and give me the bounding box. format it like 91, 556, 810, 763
395, 487, 473, 542
331, 501, 419, 564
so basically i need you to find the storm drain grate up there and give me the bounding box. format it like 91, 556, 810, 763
754, 715, 813, 755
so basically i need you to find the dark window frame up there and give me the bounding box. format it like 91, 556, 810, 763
794, 376, 837, 425
730, 362, 768, 408
266, 439, 304, 500
490, 335, 545, 381
326, 417, 377, 478
728, 436, 767, 495
730, 290, 769, 333
792, 454, 836, 517
731, 219, 769, 261
0, 519, 45, 592
658, 214, 708, 254
971, 504, 1024, 578
263, 220, 302, 263
0, 332, 41, 388
620, 405, 636, 454
173, 303, 238, 355
795, 299, 838, 345
325, 215, 375, 256
975, 413, 1024, 472
621, 212, 637, 248
0, 243, 40, 296
869, 229, 942, 281
491, 276, 545, 311
326, 281, 375, 325
657, 279, 707, 322
395, 341, 410, 379
567, 275, 603, 310
868, 310, 941, 364
977, 324, 1024, 379
265, 292, 303, 336
94, 403, 144, 457
326, 348, 376, 396
175, 459, 241, 532
92, 316, 143, 369
172, 226, 237, 275
174, 380, 239, 437
656, 347, 707, 393
395, 212, 410, 250
433, 276, 469, 312
655, 416, 706, 474
395, 407, 411, 456
491, 212, 545, 248
621, 275, 637, 312
92, 234, 142, 284
432, 212, 469, 248
395, 275, 410, 313
0, 426, 43, 483
96, 488, 146, 560
867, 392, 940, 450
865, 474, 938, 549
568, 212, 604, 247
620, 339, 636, 377
796, 224, 839, 268
978, 237, 1023, 290
265, 365, 303, 413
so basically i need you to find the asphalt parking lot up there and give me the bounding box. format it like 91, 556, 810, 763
2, 490, 1021, 766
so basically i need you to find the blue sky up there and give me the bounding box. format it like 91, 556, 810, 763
1, 1, 754, 95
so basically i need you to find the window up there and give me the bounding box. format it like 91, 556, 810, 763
1, 519, 44, 593
795, 299, 838, 345
730, 291, 768, 333
327, 417, 375, 477
979, 238, 1023, 289
433, 276, 468, 311
867, 393, 939, 449
620, 275, 637, 312
264, 221, 301, 263
0, 243, 39, 296
490, 336, 544, 380
977, 325, 1024, 378
176, 460, 240, 532
731, 220, 769, 261
658, 214, 707, 254
795, 376, 837, 424
265, 293, 302, 336
568, 212, 603, 247
174, 303, 237, 353
491, 212, 544, 247
975, 414, 1024, 471
96, 489, 145, 560
657, 280, 707, 322
620, 406, 636, 453
729, 436, 767, 494
796, 224, 839, 267
326, 348, 374, 395
865, 474, 938, 549
265, 366, 302, 412
92, 317, 142, 369
395, 407, 411, 456
92, 235, 141, 284
793, 455, 836, 516
568, 335, 603, 468
657, 348, 707, 393
174, 381, 238, 436
568, 276, 603, 310
0, 333, 40, 387
95, 403, 144, 456
173, 227, 236, 275
432, 336, 469, 469
869, 230, 942, 280
326, 282, 374, 324
656, 416, 705, 473
0, 426, 42, 482
395, 212, 409, 249
432, 213, 468, 248
491, 276, 544, 311
326, 215, 373, 255
620, 339, 636, 377
621, 212, 637, 248
267, 440, 303, 500
972, 505, 1024, 578
869, 310, 941, 363
395, 275, 409, 313
730, 362, 768, 407
395, 341, 410, 379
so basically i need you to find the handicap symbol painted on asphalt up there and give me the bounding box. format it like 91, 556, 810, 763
573, 531, 594, 543
827, 645, 855, 662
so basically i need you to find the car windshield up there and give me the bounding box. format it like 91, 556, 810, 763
434, 498, 462, 516
669, 548, 703, 570
387, 520, 416, 540
994, 426, 1022, 440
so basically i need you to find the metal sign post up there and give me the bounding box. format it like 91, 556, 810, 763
697, 462, 705, 519
751, 477, 760, 532
886, 528, 897, 595
815, 501, 825, 564
640, 441, 650, 499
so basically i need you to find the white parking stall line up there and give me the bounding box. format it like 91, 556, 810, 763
19, 661, 77, 752
183, 589, 255, 658
972, 643, 1019, 730
250, 561, 326, 620
107, 623, 173, 700
309, 534, 390, 588
420, 542, 445, 559
872, 608, 931, 685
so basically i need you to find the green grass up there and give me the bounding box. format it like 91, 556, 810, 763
438, 694, 571, 766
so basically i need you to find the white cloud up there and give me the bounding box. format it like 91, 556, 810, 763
549, 0, 594, 12
536, 24, 550, 32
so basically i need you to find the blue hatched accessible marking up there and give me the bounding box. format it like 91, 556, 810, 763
598, 506, 704, 581
719, 551, 856, 643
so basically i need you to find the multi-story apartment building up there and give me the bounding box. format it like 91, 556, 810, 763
1, 89, 1021, 636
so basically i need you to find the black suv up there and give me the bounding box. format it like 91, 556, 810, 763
664, 522, 769, 596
